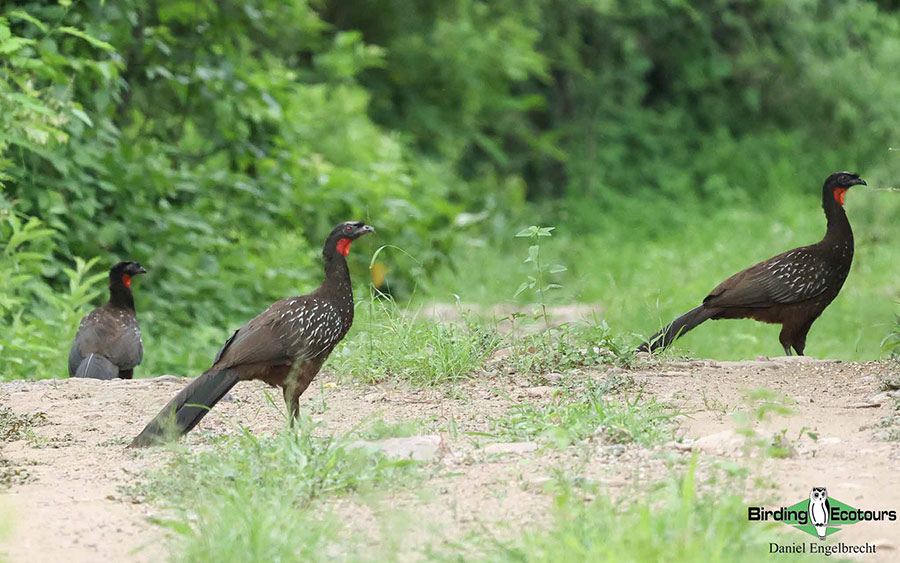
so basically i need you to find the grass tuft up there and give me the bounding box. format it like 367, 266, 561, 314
335, 296, 502, 386
883, 315, 900, 358
125, 417, 422, 561
503, 317, 634, 377
486, 378, 675, 448
489, 458, 802, 563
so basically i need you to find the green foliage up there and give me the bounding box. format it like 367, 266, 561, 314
2, 1, 899, 379
0, 210, 107, 380
487, 378, 675, 448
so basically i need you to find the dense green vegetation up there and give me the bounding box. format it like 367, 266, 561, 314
2, 0, 899, 381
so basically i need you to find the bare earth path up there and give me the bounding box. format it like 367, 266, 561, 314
1, 357, 898, 561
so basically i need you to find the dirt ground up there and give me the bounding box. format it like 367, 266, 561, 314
1, 357, 899, 562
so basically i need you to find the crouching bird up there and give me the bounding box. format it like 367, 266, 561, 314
638, 171, 866, 356
69, 261, 147, 379
130, 221, 374, 447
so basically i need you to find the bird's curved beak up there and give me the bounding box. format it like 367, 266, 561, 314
851, 177, 867, 187
355, 225, 375, 237
135, 266, 148, 275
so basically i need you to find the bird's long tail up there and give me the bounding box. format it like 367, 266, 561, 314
73, 353, 118, 380
637, 305, 714, 353
129, 367, 240, 448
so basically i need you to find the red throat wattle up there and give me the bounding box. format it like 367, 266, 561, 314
336, 238, 352, 257
122, 274, 132, 288
833, 188, 848, 206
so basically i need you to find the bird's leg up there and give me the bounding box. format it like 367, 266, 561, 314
783, 346, 792, 356
282, 384, 299, 426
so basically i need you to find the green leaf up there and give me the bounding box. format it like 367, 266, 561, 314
516, 226, 538, 238
7, 11, 47, 32
71, 108, 93, 127
513, 282, 529, 298
548, 264, 567, 274
56, 26, 114, 51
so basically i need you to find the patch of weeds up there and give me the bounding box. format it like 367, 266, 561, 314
0, 408, 48, 442
335, 295, 501, 386
871, 413, 900, 442
0, 457, 32, 488
27, 433, 80, 449
125, 416, 423, 561
878, 372, 900, 392
487, 457, 802, 563
503, 317, 634, 377
486, 378, 676, 448
98, 436, 130, 447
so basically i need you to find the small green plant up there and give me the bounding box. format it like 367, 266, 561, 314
514, 226, 566, 329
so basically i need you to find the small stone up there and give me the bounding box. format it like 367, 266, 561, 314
545, 373, 563, 383
362, 392, 383, 403
526, 386, 554, 398
349, 435, 442, 461
693, 431, 744, 455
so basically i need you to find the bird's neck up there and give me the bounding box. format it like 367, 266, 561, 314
822, 190, 853, 247
108, 283, 135, 311
321, 251, 354, 319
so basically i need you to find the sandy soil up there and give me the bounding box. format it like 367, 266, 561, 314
1, 357, 898, 562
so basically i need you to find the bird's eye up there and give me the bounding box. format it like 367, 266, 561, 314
344, 226, 352, 233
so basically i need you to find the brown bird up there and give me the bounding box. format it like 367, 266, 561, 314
638, 171, 866, 356
130, 221, 374, 447
68, 261, 147, 379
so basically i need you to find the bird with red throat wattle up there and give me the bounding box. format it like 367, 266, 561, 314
638, 171, 866, 356
130, 221, 374, 447
69, 261, 148, 380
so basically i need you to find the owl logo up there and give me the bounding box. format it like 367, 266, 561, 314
808, 487, 830, 540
